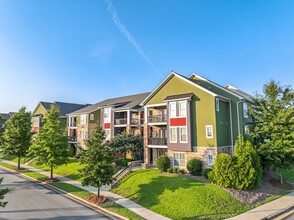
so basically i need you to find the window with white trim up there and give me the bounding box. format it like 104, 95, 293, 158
105, 129, 111, 140
80, 114, 86, 124
170, 127, 177, 142
104, 108, 111, 123
243, 102, 248, 118
179, 101, 187, 117
173, 152, 186, 167
216, 99, 219, 112
33, 117, 39, 127
90, 114, 94, 120
244, 125, 250, 135
169, 102, 176, 118
180, 127, 187, 143
206, 125, 213, 138
80, 130, 86, 140
208, 154, 214, 165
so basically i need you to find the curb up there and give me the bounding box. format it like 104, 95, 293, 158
0, 165, 129, 220
261, 204, 294, 220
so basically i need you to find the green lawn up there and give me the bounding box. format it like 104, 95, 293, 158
33, 158, 84, 182
0, 154, 32, 164
110, 169, 255, 219
281, 167, 294, 183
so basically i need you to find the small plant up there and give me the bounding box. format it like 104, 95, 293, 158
167, 168, 173, 173
202, 168, 212, 179
173, 168, 178, 174
187, 158, 202, 176
156, 155, 170, 172
178, 169, 185, 175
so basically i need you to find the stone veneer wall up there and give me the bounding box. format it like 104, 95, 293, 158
167, 146, 232, 170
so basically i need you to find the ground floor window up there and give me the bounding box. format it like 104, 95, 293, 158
244, 125, 250, 135
173, 152, 185, 167
80, 130, 86, 140
208, 154, 214, 165
158, 149, 167, 157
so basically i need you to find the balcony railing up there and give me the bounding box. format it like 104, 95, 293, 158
148, 137, 167, 146
115, 118, 127, 125
148, 115, 167, 123
69, 122, 77, 127
130, 118, 139, 125
69, 137, 77, 142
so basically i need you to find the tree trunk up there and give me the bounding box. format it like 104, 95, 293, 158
97, 183, 100, 198
51, 165, 53, 179
279, 169, 283, 184
18, 156, 21, 170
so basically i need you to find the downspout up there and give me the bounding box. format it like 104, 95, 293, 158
236, 99, 244, 138
229, 101, 234, 155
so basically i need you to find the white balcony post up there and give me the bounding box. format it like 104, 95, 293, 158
144, 106, 148, 123
127, 110, 130, 125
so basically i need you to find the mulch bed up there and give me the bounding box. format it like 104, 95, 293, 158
86, 195, 107, 205
270, 178, 294, 190
13, 167, 25, 171
42, 178, 59, 184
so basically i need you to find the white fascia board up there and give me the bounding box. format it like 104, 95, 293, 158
215, 95, 231, 102
32, 102, 42, 116
140, 72, 218, 106
148, 145, 168, 149
145, 103, 167, 108
189, 73, 244, 100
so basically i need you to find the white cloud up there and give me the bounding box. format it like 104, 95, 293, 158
105, 0, 162, 76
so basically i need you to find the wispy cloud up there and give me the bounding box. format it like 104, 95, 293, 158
105, 0, 162, 76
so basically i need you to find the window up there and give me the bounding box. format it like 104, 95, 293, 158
169, 102, 176, 118
80, 114, 86, 124
216, 99, 219, 112
173, 152, 186, 167
179, 101, 187, 117
244, 125, 250, 135
33, 117, 39, 127
90, 114, 94, 120
180, 127, 187, 143
170, 127, 177, 142
105, 130, 111, 140
206, 125, 213, 138
208, 154, 214, 165
80, 130, 85, 140
243, 102, 248, 118
104, 108, 111, 123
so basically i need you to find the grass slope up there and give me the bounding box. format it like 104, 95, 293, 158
111, 169, 254, 219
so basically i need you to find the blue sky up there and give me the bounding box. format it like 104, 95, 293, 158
0, 0, 294, 112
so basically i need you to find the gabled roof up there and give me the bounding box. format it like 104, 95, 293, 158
32, 101, 90, 117
140, 72, 221, 106
67, 92, 151, 116
225, 85, 254, 101
188, 73, 248, 100
164, 93, 194, 101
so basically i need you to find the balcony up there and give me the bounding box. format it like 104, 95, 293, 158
69, 136, 77, 142
148, 137, 167, 146
69, 122, 77, 127
130, 118, 139, 125
148, 115, 167, 123
115, 118, 127, 125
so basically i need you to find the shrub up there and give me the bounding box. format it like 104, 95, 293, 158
178, 169, 185, 175
187, 158, 202, 176
203, 168, 212, 179
173, 168, 178, 174
167, 168, 173, 173
156, 155, 170, 172
209, 137, 263, 190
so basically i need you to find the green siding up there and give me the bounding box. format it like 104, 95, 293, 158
216, 100, 231, 147
89, 109, 101, 124
146, 75, 217, 147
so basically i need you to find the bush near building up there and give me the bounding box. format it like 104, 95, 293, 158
187, 158, 202, 176
156, 155, 170, 172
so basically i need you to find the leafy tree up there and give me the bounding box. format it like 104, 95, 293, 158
0, 178, 9, 208
250, 80, 294, 183
78, 126, 114, 197
0, 115, 6, 147
2, 107, 34, 169
29, 105, 69, 179
109, 132, 143, 160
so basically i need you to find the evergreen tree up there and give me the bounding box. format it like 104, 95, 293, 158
2, 108, 33, 169
78, 126, 114, 197
250, 80, 294, 183
29, 105, 69, 179
0, 178, 9, 208
0, 116, 6, 147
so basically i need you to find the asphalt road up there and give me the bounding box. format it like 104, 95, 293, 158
0, 169, 112, 220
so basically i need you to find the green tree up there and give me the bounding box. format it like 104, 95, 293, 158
0, 178, 9, 208
109, 132, 143, 160
250, 80, 294, 183
0, 115, 6, 147
2, 107, 34, 169
78, 126, 114, 197
29, 105, 69, 179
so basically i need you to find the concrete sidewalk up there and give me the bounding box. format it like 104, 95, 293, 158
228, 191, 294, 220
0, 159, 170, 220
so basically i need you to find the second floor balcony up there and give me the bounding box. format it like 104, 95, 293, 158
69, 122, 77, 127
148, 115, 167, 123
148, 137, 167, 146
69, 136, 77, 142
115, 118, 127, 125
